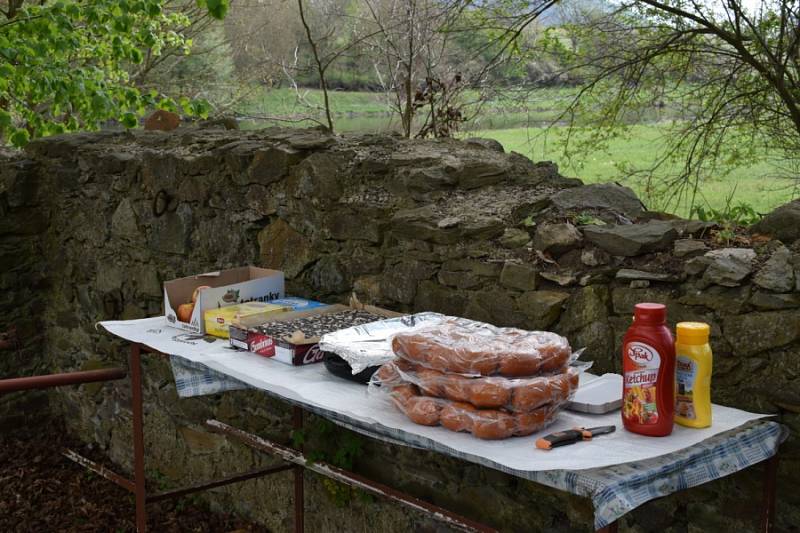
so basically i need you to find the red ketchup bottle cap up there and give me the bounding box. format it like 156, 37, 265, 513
633, 303, 666, 324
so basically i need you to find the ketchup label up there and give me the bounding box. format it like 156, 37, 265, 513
623, 342, 661, 426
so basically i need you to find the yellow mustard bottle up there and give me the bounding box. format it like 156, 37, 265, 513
674, 322, 712, 428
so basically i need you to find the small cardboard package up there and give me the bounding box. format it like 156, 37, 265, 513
229, 298, 400, 366
203, 302, 292, 339
164, 266, 284, 334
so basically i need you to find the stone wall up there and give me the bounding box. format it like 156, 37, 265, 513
1, 126, 799, 531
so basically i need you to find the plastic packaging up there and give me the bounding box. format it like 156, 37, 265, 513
388, 382, 561, 439
674, 322, 712, 428
375, 360, 583, 413
622, 303, 676, 437
390, 319, 573, 377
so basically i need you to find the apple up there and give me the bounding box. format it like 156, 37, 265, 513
192, 285, 211, 303
177, 303, 194, 323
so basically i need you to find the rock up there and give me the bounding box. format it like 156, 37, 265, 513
630, 280, 650, 288
498, 227, 530, 248
391, 206, 504, 244
580, 247, 610, 267
246, 144, 304, 185
441, 258, 502, 277
178, 426, 228, 454
144, 109, 180, 131
437, 270, 482, 290
110, 198, 139, 240
199, 116, 239, 130
539, 270, 578, 286
751, 199, 800, 243
612, 287, 674, 314
463, 138, 504, 152
794, 254, 800, 292
615, 269, 679, 282
258, 218, 316, 278
550, 183, 645, 218
437, 216, 462, 229
753, 245, 795, 292
532, 223, 582, 255
678, 284, 751, 314
685, 256, 711, 276
309, 256, 349, 295
464, 290, 522, 327
149, 204, 192, 255
559, 285, 609, 332
353, 275, 382, 303
668, 220, 716, 237
582, 221, 678, 256
749, 291, 800, 310
700, 248, 756, 287
414, 280, 467, 316
499, 262, 537, 291
674, 239, 708, 257
381, 260, 437, 304
723, 311, 800, 355
517, 291, 570, 329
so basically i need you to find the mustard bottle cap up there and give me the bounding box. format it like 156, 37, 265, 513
676, 322, 710, 345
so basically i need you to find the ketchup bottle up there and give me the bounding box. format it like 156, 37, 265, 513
622, 303, 675, 436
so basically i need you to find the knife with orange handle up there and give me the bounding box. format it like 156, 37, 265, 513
535, 425, 616, 450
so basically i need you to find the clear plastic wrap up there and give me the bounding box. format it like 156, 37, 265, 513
387, 383, 561, 439
375, 361, 584, 412
390, 319, 573, 377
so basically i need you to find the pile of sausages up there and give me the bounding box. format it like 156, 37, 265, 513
374, 320, 579, 440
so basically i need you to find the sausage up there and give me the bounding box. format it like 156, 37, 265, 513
514, 405, 557, 436
467, 377, 512, 409
472, 410, 516, 440
538, 345, 571, 373
497, 352, 543, 377
391, 322, 570, 377
416, 368, 445, 397
440, 373, 472, 403
390, 383, 419, 408
404, 396, 441, 426
375, 362, 401, 384
394, 358, 417, 372
510, 369, 580, 412
439, 401, 477, 433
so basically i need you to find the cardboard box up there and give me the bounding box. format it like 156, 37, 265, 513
204, 302, 292, 339
229, 301, 401, 366
269, 297, 328, 312
164, 266, 285, 334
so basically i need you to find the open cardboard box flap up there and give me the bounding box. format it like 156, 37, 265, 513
164, 266, 284, 334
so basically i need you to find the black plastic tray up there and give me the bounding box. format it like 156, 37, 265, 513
322, 352, 379, 384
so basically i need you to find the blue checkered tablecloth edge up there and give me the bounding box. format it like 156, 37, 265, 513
168, 354, 786, 529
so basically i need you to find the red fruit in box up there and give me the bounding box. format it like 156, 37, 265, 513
176, 303, 194, 323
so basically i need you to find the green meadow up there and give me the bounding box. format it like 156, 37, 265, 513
240, 88, 798, 218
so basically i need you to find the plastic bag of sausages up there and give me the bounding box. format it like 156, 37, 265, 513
390, 318, 574, 377
388, 382, 562, 439
374, 360, 588, 413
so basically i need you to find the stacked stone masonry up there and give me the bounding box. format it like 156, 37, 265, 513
1, 126, 799, 531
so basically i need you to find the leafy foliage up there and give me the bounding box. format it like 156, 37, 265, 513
0, 0, 223, 146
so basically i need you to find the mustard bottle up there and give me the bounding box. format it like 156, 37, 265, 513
674, 322, 712, 428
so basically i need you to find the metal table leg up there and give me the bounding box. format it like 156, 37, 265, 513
131, 343, 148, 532
293, 406, 304, 533
761, 452, 779, 533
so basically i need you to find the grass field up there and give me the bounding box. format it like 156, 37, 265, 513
469, 125, 797, 218
237, 88, 798, 218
